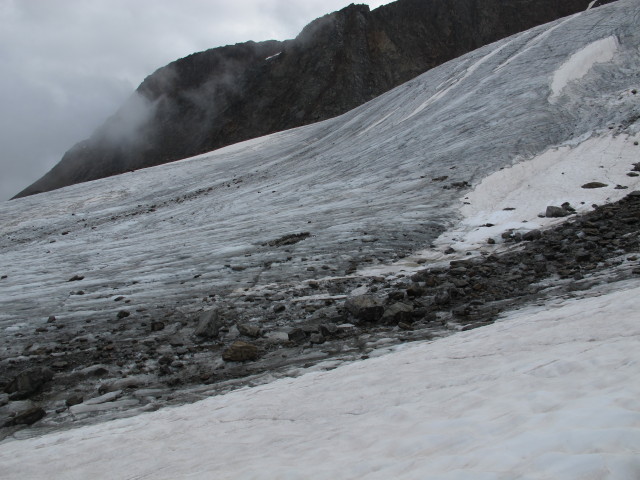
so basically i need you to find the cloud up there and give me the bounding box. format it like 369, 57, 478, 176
0, 0, 393, 200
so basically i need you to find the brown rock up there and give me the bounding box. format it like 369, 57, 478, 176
222, 341, 259, 362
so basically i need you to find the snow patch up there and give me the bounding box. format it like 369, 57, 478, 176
437, 133, 640, 253
549, 36, 618, 103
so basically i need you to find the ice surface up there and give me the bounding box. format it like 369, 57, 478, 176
1, 0, 639, 329
550, 36, 619, 103
1, 280, 638, 479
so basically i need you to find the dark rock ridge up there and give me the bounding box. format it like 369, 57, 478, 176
14, 0, 615, 198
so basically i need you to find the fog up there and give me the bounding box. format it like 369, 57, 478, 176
0, 0, 393, 201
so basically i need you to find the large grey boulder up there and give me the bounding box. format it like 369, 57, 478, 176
194, 309, 223, 339
545, 206, 570, 218
344, 295, 385, 323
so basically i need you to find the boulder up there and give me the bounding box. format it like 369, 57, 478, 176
65, 395, 84, 407
222, 341, 259, 362
406, 285, 425, 297
434, 288, 451, 305
150, 321, 165, 331
581, 182, 608, 189
238, 324, 262, 338
265, 331, 290, 343
287, 328, 307, 343
319, 323, 339, 336
344, 295, 384, 322
194, 309, 222, 339
4, 367, 54, 400
381, 303, 414, 324
309, 333, 325, 344
545, 206, 570, 218
523, 229, 542, 241
3, 406, 46, 427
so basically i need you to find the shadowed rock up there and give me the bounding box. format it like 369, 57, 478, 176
194, 309, 222, 339
4, 368, 54, 400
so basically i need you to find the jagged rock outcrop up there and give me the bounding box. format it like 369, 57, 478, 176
14, 0, 614, 198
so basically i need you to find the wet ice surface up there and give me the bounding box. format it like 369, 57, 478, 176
1, 0, 640, 458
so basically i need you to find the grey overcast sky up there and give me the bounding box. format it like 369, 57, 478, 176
0, 0, 393, 201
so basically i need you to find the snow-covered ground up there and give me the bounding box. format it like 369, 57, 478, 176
1, 0, 640, 476
1, 279, 639, 479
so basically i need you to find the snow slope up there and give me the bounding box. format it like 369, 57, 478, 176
1, 279, 639, 479
1, 1, 640, 476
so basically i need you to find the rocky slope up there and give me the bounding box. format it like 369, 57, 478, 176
2, 189, 640, 439
14, 0, 615, 198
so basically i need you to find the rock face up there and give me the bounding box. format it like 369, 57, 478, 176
13, 0, 613, 198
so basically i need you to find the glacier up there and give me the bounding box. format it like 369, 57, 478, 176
1, 0, 638, 332
1, 0, 640, 477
